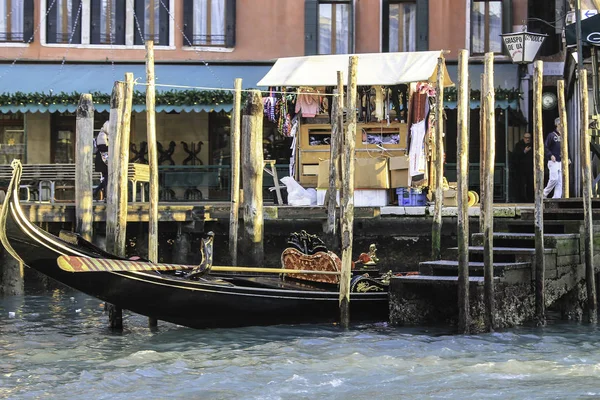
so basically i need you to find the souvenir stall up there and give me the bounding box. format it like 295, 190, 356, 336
257, 51, 453, 206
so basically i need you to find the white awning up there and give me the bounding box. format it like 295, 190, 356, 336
257, 51, 454, 87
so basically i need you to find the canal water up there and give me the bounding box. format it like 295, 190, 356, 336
1, 291, 600, 399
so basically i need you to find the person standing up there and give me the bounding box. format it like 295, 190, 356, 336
513, 132, 534, 202
93, 121, 109, 200
543, 117, 562, 199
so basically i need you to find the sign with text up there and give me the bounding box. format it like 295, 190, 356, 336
501, 31, 547, 64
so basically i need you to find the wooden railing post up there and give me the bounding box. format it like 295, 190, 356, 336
557, 80, 569, 198
75, 93, 94, 242
431, 56, 445, 260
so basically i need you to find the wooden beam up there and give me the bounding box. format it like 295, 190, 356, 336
146, 40, 159, 264
533, 60, 546, 326
340, 56, 358, 329
456, 49, 470, 334
229, 78, 243, 266
479, 73, 487, 233
75, 94, 94, 242
557, 80, 569, 198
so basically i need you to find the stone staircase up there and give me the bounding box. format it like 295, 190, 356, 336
389, 199, 594, 332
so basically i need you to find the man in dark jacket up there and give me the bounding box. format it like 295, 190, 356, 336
543, 117, 562, 198
513, 132, 534, 202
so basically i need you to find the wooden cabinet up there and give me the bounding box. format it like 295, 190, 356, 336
297, 122, 409, 187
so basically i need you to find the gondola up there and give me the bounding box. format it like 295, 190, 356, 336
0, 160, 389, 329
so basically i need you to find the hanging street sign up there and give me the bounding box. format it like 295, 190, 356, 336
565, 13, 600, 47
500, 31, 548, 64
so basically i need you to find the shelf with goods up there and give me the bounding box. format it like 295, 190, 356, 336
297, 122, 408, 187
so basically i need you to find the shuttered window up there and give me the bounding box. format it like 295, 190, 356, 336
0, 0, 33, 43
46, 0, 82, 44
183, 0, 236, 47
471, 0, 512, 55
382, 1, 416, 52
90, 0, 126, 45
134, 0, 170, 45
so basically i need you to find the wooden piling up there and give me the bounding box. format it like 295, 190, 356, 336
580, 70, 597, 324
241, 90, 264, 266
325, 71, 344, 247
340, 56, 358, 329
106, 82, 125, 255
145, 40, 158, 328
457, 49, 470, 334
479, 73, 487, 233
533, 60, 546, 326
105, 81, 125, 330
483, 52, 495, 331
557, 80, 569, 198
431, 57, 445, 260
229, 78, 242, 266
75, 93, 94, 242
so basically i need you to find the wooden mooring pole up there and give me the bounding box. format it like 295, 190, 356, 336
431, 56, 445, 260
75, 93, 94, 242
533, 60, 546, 326
483, 52, 495, 331
457, 49, 470, 334
479, 73, 487, 233
146, 40, 159, 328
229, 78, 242, 265
580, 70, 597, 324
325, 71, 344, 248
241, 90, 264, 266
557, 80, 569, 198
340, 56, 358, 329
106, 80, 125, 330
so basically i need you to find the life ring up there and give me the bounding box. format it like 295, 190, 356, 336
467, 190, 478, 207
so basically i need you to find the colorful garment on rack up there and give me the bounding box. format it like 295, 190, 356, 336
295, 89, 321, 118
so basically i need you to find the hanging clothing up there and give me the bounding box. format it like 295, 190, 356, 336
408, 119, 427, 179
374, 86, 384, 122
295, 90, 321, 118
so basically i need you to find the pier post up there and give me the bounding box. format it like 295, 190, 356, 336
105, 80, 125, 330
479, 73, 487, 233
431, 56, 445, 260
0, 248, 23, 296
340, 56, 358, 328
580, 70, 597, 324
75, 93, 94, 242
557, 80, 569, 198
325, 71, 344, 250
456, 49, 470, 334
533, 60, 546, 326
483, 52, 495, 331
229, 78, 242, 266
146, 40, 159, 328
241, 90, 264, 266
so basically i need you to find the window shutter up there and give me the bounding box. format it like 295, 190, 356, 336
159, 0, 169, 45
46, 0, 57, 43
23, 0, 34, 43
183, 0, 194, 46
415, 0, 428, 51
502, 0, 512, 34
90, 0, 101, 44
114, 0, 126, 44
381, 0, 390, 52
304, 0, 318, 55
71, 0, 83, 44
225, 0, 236, 48
134, 0, 146, 45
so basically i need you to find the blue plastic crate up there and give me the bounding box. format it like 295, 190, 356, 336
396, 187, 426, 206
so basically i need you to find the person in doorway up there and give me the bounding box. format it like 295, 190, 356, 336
93, 121, 109, 201
513, 132, 534, 202
543, 117, 562, 199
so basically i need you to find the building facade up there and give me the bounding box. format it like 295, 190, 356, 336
0, 0, 574, 201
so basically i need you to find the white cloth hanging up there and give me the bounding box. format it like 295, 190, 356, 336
408, 119, 427, 179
